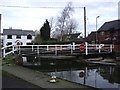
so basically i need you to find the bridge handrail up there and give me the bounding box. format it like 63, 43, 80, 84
16, 44, 73, 47
2, 44, 113, 48
2, 43, 113, 57
1, 45, 15, 49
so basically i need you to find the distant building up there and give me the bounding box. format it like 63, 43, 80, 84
97, 19, 120, 52
3, 28, 35, 47
97, 19, 120, 44
62, 33, 84, 43
86, 31, 96, 44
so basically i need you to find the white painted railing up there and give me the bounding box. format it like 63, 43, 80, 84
1, 44, 18, 57
1, 42, 113, 57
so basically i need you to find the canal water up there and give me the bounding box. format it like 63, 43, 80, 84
23, 56, 120, 89
48, 66, 120, 89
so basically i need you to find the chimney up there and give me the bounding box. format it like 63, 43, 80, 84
9, 27, 12, 29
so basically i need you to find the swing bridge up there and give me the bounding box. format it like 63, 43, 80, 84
1, 42, 113, 58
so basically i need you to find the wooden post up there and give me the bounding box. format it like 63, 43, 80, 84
110, 44, 113, 52
96, 44, 98, 50
85, 42, 88, 55
3, 49, 5, 57
99, 44, 101, 53
37, 46, 39, 55
71, 44, 73, 55
99, 44, 104, 53
32, 46, 33, 51
55, 45, 57, 56
60, 45, 62, 51
72, 42, 75, 50
47, 45, 49, 51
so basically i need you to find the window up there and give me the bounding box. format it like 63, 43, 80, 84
27, 34, 32, 39
26, 43, 33, 45
6, 42, 12, 46
7, 35, 12, 39
100, 32, 105, 36
67, 36, 71, 39
16, 35, 21, 39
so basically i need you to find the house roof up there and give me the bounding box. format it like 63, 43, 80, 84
87, 31, 96, 38
63, 33, 81, 39
98, 19, 120, 32
3, 29, 35, 36
63, 33, 83, 42
86, 31, 96, 42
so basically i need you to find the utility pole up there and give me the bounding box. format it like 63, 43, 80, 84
96, 16, 100, 44
84, 7, 87, 39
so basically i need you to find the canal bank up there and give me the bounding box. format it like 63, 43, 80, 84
2, 64, 99, 89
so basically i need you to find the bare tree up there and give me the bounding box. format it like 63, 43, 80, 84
52, 18, 78, 40
55, 2, 74, 41
49, 17, 56, 38
65, 18, 78, 34
49, 17, 55, 31
49, 2, 78, 41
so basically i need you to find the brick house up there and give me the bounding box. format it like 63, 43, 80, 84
97, 19, 120, 52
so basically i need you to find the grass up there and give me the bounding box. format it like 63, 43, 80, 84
2, 54, 22, 66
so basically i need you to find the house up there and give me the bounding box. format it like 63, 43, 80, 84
86, 31, 96, 44
97, 19, 120, 52
62, 33, 84, 43
3, 28, 35, 47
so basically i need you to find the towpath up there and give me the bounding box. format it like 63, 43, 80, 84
2, 64, 99, 89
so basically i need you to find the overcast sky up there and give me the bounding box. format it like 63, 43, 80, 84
0, 0, 119, 35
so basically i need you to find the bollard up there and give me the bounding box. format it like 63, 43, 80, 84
85, 42, 88, 55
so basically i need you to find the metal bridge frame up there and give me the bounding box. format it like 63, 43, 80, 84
1, 42, 113, 58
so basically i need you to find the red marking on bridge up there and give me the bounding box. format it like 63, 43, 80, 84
80, 44, 85, 51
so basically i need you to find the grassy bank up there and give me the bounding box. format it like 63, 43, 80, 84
2, 54, 22, 66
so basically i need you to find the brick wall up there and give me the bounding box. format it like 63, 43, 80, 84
98, 31, 111, 43
114, 44, 120, 53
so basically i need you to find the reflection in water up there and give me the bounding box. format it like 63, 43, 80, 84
48, 66, 120, 89
23, 56, 120, 89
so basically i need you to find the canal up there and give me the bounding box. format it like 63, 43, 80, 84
23, 56, 120, 90
48, 66, 120, 89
